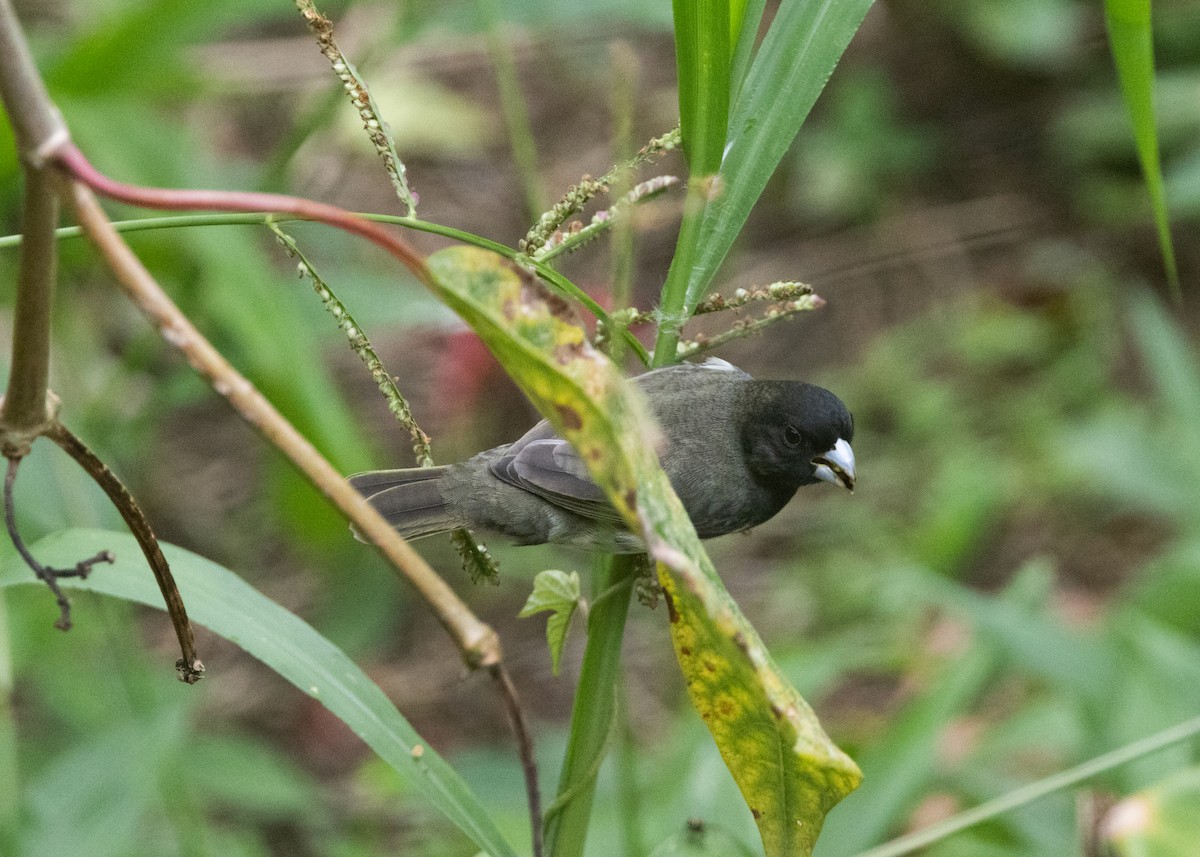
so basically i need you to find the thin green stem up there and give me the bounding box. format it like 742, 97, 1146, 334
651, 177, 710, 366
478, 0, 545, 221
608, 42, 638, 367
0, 212, 650, 366
543, 554, 639, 857
852, 714, 1200, 857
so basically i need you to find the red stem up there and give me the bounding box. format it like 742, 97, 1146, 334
54, 144, 430, 283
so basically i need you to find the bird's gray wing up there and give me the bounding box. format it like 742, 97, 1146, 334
488, 359, 749, 524
491, 430, 624, 523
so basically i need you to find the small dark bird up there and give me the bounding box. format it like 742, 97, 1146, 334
349, 359, 855, 553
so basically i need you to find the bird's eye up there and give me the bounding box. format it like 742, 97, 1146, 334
783, 425, 803, 447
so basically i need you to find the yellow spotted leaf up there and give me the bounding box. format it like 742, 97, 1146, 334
426, 246, 861, 856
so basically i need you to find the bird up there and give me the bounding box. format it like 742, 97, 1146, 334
349, 358, 855, 553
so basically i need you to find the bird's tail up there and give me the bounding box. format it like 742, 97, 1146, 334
348, 467, 463, 542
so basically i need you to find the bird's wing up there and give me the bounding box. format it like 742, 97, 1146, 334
488, 359, 751, 524
491, 433, 625, 523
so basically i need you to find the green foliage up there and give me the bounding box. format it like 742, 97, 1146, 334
0, 530, 518, 857
670, 0, 874, 310
671, 0, 730, 176
656, 0, 874, 360
1, 2, 1195, 857
519, 570, 581, 675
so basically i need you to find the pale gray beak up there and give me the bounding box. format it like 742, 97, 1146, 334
813, 438, 855, 492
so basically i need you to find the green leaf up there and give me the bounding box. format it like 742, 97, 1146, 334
427, 246, 861, 857
672, 0, 731, 175
655, 0, 873, 361
1102, 0, 1180, 295
729, 0, 767, 104
519, 570, 582, 676
1104, 766, 1200, 856
689, 0, 874, 310
0, 529, 517, 857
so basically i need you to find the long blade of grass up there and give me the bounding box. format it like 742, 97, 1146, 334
0, 529, 518, 857
729, 0, 766, 105
654, 0, 873, 361
692, 0, 874, 312
1102, 0, 1180, 296
672, 0, 731, 176
850, 714, 1200, 857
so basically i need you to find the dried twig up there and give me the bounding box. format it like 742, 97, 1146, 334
3, 457, 114, 631
491, 662, 544, 857
45, 421, 204, 682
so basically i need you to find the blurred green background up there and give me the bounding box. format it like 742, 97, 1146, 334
2, 0, 1200, 855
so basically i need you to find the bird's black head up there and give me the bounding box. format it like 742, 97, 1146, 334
739, 381, 856, 496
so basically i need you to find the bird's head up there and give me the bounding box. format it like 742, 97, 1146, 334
740, 381, 856, 494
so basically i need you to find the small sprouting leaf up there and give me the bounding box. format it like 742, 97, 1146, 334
519, 570, 582, 675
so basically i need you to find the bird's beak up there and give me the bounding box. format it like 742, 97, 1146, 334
812, 438, 855, 492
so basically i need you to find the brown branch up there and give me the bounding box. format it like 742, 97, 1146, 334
490, 662, 544, 857
0, 0, 68, 165
3, 456, 114, 630
65, 182, 502, 668
0, 0, 65, 448
0, 165, 59, 453
45, 421, 205, 683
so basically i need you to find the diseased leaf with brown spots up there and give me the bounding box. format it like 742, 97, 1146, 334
426, 246, 861, 856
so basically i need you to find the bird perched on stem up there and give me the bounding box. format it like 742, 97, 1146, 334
350, 358, 855, 553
